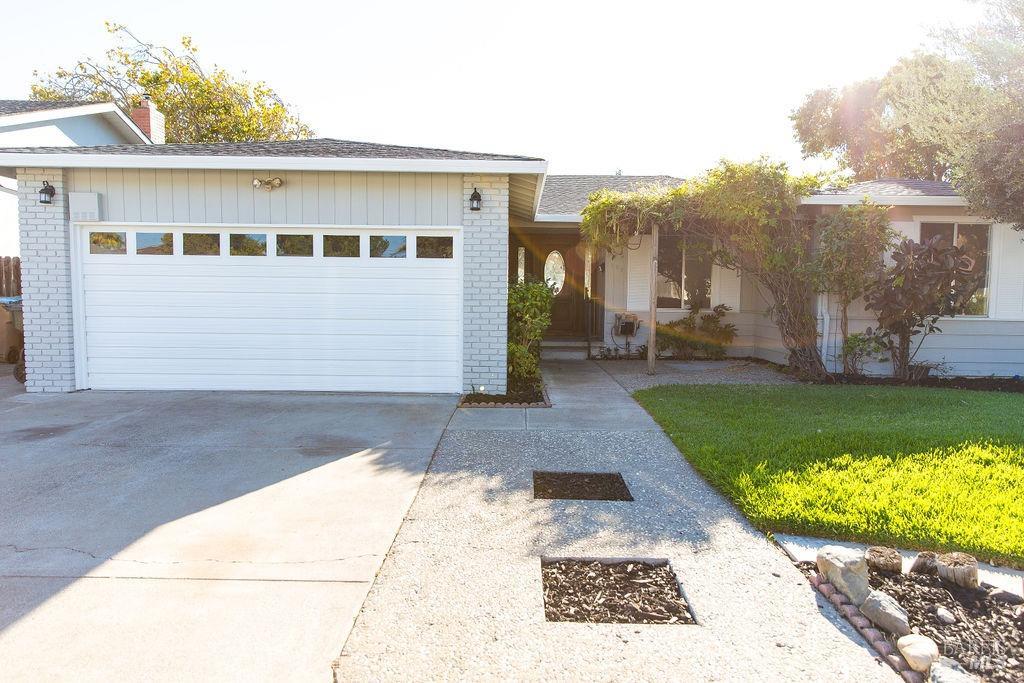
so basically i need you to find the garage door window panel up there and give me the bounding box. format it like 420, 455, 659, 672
417, 236, 453, 259
184, 233, 221, 256
324, 235, 360, 258
90, 232, 127, 255
370, 235, 407, 258
136, 232, 173, 255
277, 234, 313, 257
230, 233, 268, 256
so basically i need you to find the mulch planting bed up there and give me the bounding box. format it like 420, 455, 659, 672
869, 570, 1023, 683
460, 383, 548, 407
533, 471, 634, 501
833, 374, 1024, 394
541, 559, 695, 625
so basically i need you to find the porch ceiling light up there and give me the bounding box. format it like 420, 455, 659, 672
38, 181, 56, 205
469, 188, 482, 211
253, 177, 283, 192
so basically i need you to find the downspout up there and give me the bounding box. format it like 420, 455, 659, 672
819, 293, 831, 373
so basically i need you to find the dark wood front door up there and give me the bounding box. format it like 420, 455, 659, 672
514, 234, 586, 339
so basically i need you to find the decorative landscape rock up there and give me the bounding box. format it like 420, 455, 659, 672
936, 552, 979, 590
910, 551, 939, 576
866, 546, 903, 573
928, 656, 980, 682
934, 606, 957, 625
898, 634, 940, 673
816, 545, 871, 605
861, 589, 912, 636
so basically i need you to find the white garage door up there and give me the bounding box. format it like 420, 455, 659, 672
76, 227, 462, 392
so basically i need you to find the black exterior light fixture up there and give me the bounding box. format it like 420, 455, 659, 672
38, 181, 56, 205
469, 188, 482, 211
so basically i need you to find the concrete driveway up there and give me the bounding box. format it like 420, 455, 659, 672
0, 371, 456, 682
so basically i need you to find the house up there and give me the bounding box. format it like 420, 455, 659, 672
0, 99, 154, 256
0, 125, 1021, 394
524, 176, 1024, 378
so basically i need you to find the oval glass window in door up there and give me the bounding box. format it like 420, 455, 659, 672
544, 250, 566, 295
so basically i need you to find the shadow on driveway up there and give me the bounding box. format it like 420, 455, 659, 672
0, 384, 455, 680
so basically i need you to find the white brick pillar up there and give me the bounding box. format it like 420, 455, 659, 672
17, 168, 76, 392
462, 174, 509, 394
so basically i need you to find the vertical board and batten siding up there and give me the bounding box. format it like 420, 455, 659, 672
66, 169, 464, 226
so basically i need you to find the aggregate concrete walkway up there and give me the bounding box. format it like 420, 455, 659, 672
335, 361, 896, 681
0, 375, 456, 682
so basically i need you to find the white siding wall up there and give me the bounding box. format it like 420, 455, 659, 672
602, 222, 1024, 376
66, 170, 464, 226
604, 235, 752, 354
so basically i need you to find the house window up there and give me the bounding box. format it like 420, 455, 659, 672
656, 235, 712, 310
136, 232, 172, 255
920, 222, 990, 315
417, 236, 453, 258
517, 246, 526, 283
183, 233, 220, 256
324, 235, 360, 257
544, 250, 566, 295
370, 235, 406, 258
277, 234, 313, 257
230, 234, 267, 256
89, 232, 127, 255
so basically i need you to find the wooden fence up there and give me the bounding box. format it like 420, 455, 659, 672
0, 257, 21, 297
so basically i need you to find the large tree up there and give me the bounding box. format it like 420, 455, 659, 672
944, 0, 1024, 229
32, 23, 313, 143
790, 54, 989, 181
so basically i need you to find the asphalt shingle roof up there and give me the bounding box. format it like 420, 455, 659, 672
0, 99, 93, 116
0, 137, 543, 161
538, 174, 684, 214
820, 178, 958, 197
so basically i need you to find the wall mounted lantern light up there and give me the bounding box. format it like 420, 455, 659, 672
38, 181, 56, 205
469, 188, 482, 211
252, 177, 284, 192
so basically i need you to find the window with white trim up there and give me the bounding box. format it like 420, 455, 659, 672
920, 222, 991, 316
656, 235, 712, 310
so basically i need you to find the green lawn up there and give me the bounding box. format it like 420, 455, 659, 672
633, 384, 1024, 567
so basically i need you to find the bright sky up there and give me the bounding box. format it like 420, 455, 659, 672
1, 0, 984, 177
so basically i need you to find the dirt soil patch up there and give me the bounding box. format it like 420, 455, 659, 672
533, 471, 633, 501
541, 559, 695, 625
833, 374, 1024, 394
869, 570, 1023, 683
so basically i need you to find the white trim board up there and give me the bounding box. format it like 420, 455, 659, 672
802, 194, 967, 207
0, 152, 548, 174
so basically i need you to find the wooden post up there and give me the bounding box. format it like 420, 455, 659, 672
647, 224, 658, 375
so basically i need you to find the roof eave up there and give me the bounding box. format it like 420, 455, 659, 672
801, 194, 967, 207
534, 213, 583, 223
0, 152, 548, 174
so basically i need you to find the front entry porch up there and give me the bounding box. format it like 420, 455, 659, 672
509, 229, 599, 342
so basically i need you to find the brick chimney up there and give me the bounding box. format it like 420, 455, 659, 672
130, 94, 165, 144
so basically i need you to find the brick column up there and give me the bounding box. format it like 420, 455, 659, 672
17, 168, 76, 392
462, 174, 509, 394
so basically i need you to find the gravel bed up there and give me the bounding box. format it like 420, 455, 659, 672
870, 570, 1023, 683
599, 359, 799, 393
541, 559, 695, 624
